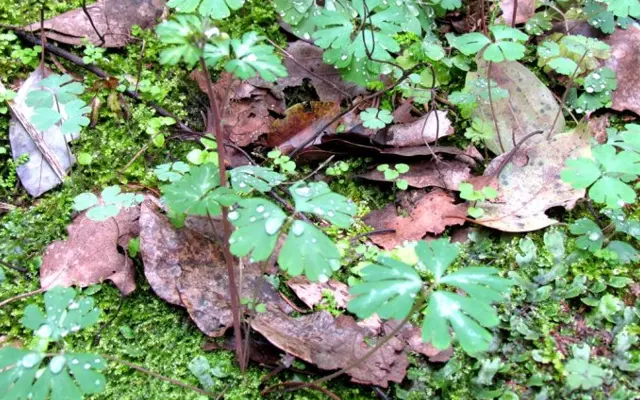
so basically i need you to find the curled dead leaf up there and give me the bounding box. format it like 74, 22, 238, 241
268, 102, 340, 153
374, 110, 452, 147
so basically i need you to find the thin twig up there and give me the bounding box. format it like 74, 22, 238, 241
0, 259, 30, 275
487, 62, 506, 153
511, 0, 518, 27
547, 50, 589, 139
82, 0, 105, 46
0, 287, 47, 309
262, 381, 342, 400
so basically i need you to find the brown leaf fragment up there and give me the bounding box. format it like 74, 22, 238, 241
275, 41, 368, 103
587, 114, 610, 143
363, 190, 467, 250
360, 160, 472, 190
499, 0, 535, 25
23, 0, 166, 48
604, 25, 640, 116
374, 110, 452, 147
139, 201, 291, 336
471, 128, 590, 232
40, 202, 139, 295
268, 102, 340, 153
252, 310, 408, 387
190, 71, 286, 147
383, 322, 453, 363
287, 276, 350, 309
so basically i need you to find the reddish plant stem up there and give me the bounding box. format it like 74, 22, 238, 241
511, 0, 518, 27
547, 50, 588, 139
198, 57, 245, 372
487, 62, 506, 153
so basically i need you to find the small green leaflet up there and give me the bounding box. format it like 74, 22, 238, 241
608, 123, 640, 153
229, 165, 285, 194
360, 108, 393, 129
166, 0, 245, 19
156, 15, 206, 67
225, 32, 287, 82
0, 348, 107, 400
154, 162, 191, 182
606, 240, 639, 264
583, 67, 617, 94
565, 344, 607, 391
228, 198, 287, 262
21, 286, 100, 340
162, 163, 239, 216
585, 0, 616, 34
449, 26, 528, 62
417, 239, 513, 354
561, 158, 602, 188
525, 12, 553, 35
289, 181, 357, 228
273, 0, 314, 26
448, 32, 490, 55
605, 0, 640, 18
515, 237, 537, 266
569, 218, 604, 251
26, 74, 84, 108
73, 186, 144, 221
348, 256, 423, 320
278, 220, 341, 282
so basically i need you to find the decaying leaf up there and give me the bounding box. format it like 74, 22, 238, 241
8, 69, 76, 197
363, 189, 467, 250
385, 323, 454, 363
604, 25, 640, 116
268, 102, 340, 153
252, 309, 408, 387
499, 0, 535, 25
23, 0, 166, 48
191, 71, 286, 147
474, 60, 565, 154
472, 127, 590, 232
139, 200, 291, 336
360, 160, 472, 190
40, 199, 139, 295
286, 276, 350, 309
374, 110, 453, 147
274, 41, 367, 103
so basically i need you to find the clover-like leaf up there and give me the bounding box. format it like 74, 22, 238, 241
565, 344, 607, 391
162, 163, 239, 216
525, 12, 553, 35
570, 218, 604, 252
609, 124, 640, 153
31, 107, 62, 131
561, 158, 602, 188
0, 348, 107, 400
20, 286, 100, 340
26, 74, 84, 109
585, 0, 616, 33
73, 186, 144, 222
589, 176, 636, 209
229, 165, 285, 194
225, 32, 287, 82
154, 162, 191, 182
156, 15, 206, 67
166, 0, 245, 19
448, 32, 491, 55
59, 99, 91, 134
228, 198, 287, 262
348, 257, 423, 320
605, 0, 640, 18
278, 220, 341, 282
289, 181, 356, 228
584, 67, 617, 94
606, 240, 639, 264
415, 238, 459, 282
360, 108, 393, 129
483, 41, 526, 62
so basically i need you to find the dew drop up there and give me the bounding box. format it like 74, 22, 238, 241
36, 325, 52, 338
295, 186, 312, 197
592, 72, 601, 80
265, 217, 283, 236
256, 205, 265, 213
586, 86, 594, 93
239, 182, 247, 188
22, 353, 41, 369
313, 207, 324, 216
84, 363, 91, 370
291, 221, 305, 236
228, 211, 239, 221
317, 274, 329, 283
49, 356, 66, 374
588, 232, 600, 241
72, 359, 79, 365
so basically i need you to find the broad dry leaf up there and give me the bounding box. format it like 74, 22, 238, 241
472, 127, 590, 232
268, 102, 340, 153
374, 110, 452, 147
252, 310, 408, 387
604, 25, 640, 116
191, 71, 285, 147
139, 200, 291, 336
275, 41, 367, 102
474, 60, 565, 154
40, 201, 139, 295
23, 0, 165, 48
360, 160, 472, 190
363, 189, 467, 250
499, 0, 535, 25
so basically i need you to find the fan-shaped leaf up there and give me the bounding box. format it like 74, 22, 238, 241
228, 198, 287, 261
229, 165, 285, 194
289, 181, 356, 228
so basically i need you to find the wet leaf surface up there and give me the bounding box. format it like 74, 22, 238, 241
604, 25, 640, 116
499, 0, 535, 25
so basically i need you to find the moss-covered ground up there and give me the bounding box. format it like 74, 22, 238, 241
1, 1, 639, 399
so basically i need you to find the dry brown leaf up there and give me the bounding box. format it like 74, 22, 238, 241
360, 160, 472, 190
191, 71, 285, 147
275, 41, 367, 102
471, 127, 590, 232
384, 322, 453, 363
499, 0, 535, 25
287, 276, 350, 309
604, 25, 640, 116
139, 200, 291, 336
474, 60, 565, 154
363, 189, 467, 250
252, 310, 408, 387
268, 102, 340, 153
40, 202, 139, 295
23, 0, 165, 48
374, 110, 452, 147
